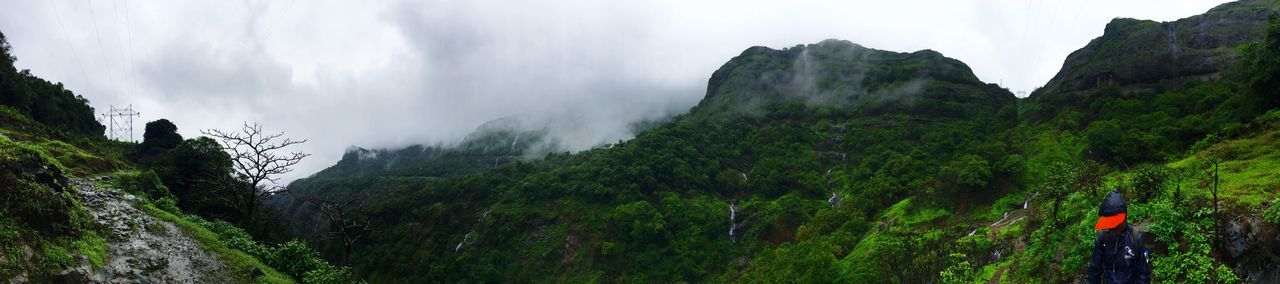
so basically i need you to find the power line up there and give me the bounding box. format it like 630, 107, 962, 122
120, 0, 139, 101
260, 0, 298, 40
110, 0, 132, 99
84, 0, 118, 86
47, 1, 91, 86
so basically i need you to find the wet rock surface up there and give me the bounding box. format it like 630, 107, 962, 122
57, 177, 233, 283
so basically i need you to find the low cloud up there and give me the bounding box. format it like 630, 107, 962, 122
0, 0, 1234, 184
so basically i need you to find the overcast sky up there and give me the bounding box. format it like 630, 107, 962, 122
0, 0, 1232, 184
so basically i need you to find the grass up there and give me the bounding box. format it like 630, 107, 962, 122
71, 231, 107, 268
141, 204, 294, 284
1167, 130, 1280, 208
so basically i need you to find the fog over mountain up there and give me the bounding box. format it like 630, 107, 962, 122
0, 0, 1231, 184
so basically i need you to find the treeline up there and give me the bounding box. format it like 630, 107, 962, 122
0, 31, 103, 136
278, 10, 1280, 284
282, 39, 1024, 282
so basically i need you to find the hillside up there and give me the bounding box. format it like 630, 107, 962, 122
279, 38, 1023, 282
1035, 0, 1280, 97
0, 30, 348, 283
4, 0, 1279, 282
274, 0, 1280, 283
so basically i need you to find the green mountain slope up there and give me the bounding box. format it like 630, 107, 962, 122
280, 39, 1021, 282
276, 0, 1280, 283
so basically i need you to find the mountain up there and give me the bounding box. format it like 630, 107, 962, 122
1036, 0, 1280, 96
1021, 0, 1280, 165
696, 39, 1012, 119
277, 38, 1021, 282
272, 1, 1280, 283
311, 117, 556, 179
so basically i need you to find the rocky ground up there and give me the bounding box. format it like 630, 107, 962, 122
56, 177, 233, 283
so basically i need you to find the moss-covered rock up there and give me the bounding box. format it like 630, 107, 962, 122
0, 136, 89, 238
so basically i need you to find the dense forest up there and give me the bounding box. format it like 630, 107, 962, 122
273, 1, 1280, 282
4, 0, 1280, 283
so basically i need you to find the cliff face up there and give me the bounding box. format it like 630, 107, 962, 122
1036, 0, 1280, 96
697, 39, 1013, 118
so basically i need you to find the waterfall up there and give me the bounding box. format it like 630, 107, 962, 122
828, 192, 841, 208
990, 212, 1011, 227
1168, 22, 1180, 57
729, 202, 739, 242
510, 133, 520, 151
478, 207, 492, 222
456, 232, 472, 251
1023, 192, 1037, 209
457, 206, 494, 252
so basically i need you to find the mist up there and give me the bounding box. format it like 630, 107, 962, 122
0, 0, 1233, 184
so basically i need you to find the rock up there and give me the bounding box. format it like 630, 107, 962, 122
71, 178, 235, 283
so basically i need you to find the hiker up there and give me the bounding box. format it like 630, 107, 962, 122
1086, 190, 1150, 283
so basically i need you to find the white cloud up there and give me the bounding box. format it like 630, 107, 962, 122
0, 0, 1233, 184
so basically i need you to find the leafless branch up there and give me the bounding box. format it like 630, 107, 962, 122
201, 122, 310, 225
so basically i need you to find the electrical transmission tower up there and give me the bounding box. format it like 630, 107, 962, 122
101, 105, 141, 142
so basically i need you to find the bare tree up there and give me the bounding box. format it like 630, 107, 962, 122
305, 195, 374, 266
202, 122, 310, 225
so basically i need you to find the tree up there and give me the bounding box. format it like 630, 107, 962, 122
1042, 162, 1076, 230
0, 30, 33, 112
1201, 147, 1224, 246
154, 137, 238, 219
300, 194, 373, 266
1245, 14, 1280, 107
138, 119, 183, 156
1073, 160, 1105, 199
940, 154, 991, 191
202, 122, 310, 226
1130, 164, 1169, 203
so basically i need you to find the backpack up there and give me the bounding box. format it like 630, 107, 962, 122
1128, 227, 1152, 269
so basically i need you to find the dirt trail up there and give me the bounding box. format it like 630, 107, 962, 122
58, 177, 234, 283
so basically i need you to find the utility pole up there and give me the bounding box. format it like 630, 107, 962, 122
101, 104, 140, 142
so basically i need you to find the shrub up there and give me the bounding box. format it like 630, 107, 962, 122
1265, 199, 1280, 224
302, 264, 360, 284
0, 137, 88, 238
155, 197, 181, 214
109, 170, 171, 201
1129, 164, 1170, 203
268, 240, 324, 278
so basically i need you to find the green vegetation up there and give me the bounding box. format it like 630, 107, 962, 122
0, 132, 107, 281
141, 205, 293, 283
1, 28, 346, 282
5, 1, 1280, 283
273, 2, 1280, 282
0, 31, 103, 136
281, 39, 1021, 282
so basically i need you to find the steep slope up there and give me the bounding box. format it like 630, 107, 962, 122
697, 39, 1012, 119
0, 31, 305, 283
982, 1, 1280, 282
276, 1, 1280, 282
278, 39, 1019, 282
1021, 0, 1280, 165
1035, 0, 1279, 96
66, 177, 233, 283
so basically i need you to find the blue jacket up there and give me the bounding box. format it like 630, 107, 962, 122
1086, 224, 1150, 284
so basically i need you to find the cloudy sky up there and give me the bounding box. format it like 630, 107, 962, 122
0, 0, 1231, 184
